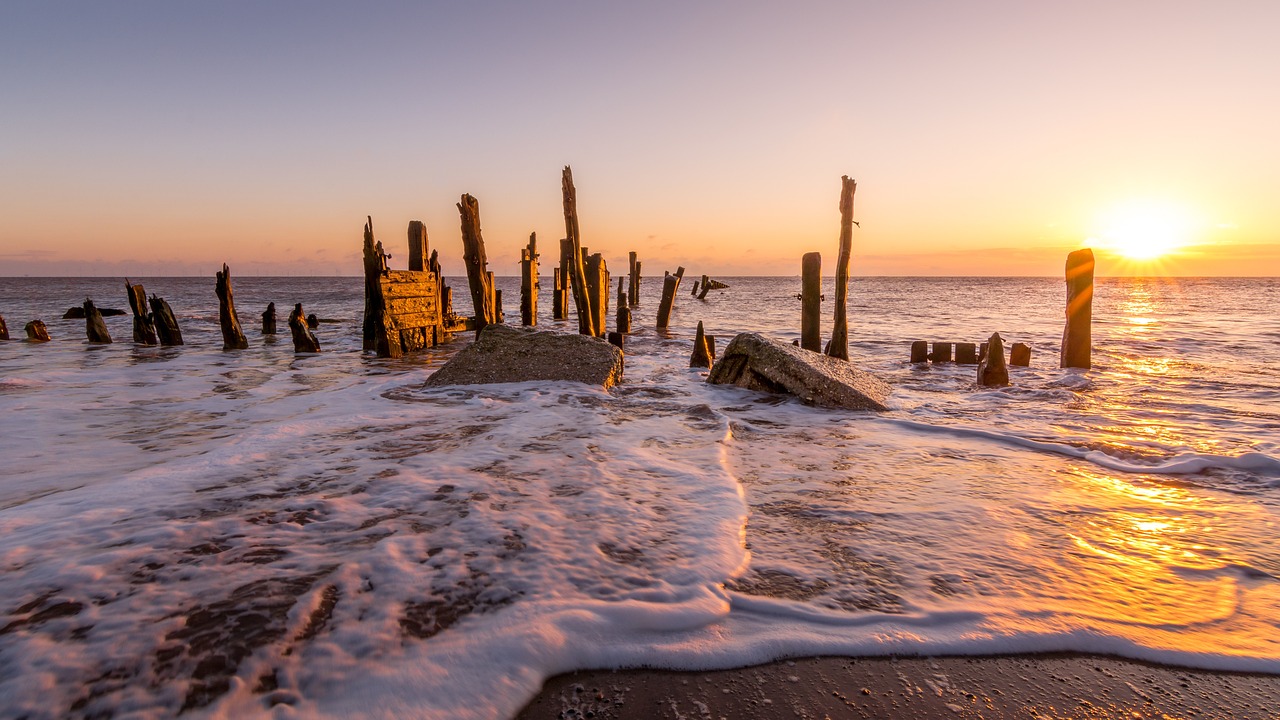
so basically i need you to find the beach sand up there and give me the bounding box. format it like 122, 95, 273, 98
517, 653, 1280, 719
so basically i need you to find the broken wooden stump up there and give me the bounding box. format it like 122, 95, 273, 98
521, 232, 538, 326
628, 252, 640, 306
696, 275, 715, 300
215, 263, 248, 350
910, 340, 928, 363
978, 332, 1009, 387
362, 217, 395, 355
262, 302, 277, 334
656, 266, 685, 329
288, 303, 321, 353
955, 342, 978, 364
25, 320, 50, 342
407, 220, 429, 272
690, 321, 713, 368
826, 175, 856, 361
584, 252, 608, 336
691, 279, 700, 297
83, 299, 112, 344
801, 252, 822, 352
0, 315, 8, 340
1061, 248, 1094, 369
929, 342, 952, 363
1010, 342, 1032, 367
125, 280, 157, 345
148, 295, 183, 346
458, 194, 496, 339
562, 166, 596, 336
607, 331, 624, 350
306, 313, 319, 329
706, 334, 716, 359
615, 277, 631, 334
554, 238, 572, 320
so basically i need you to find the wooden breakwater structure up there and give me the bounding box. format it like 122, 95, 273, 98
363, 216, 453, 358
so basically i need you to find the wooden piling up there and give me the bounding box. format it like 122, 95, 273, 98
910, 340, 928, 363
521, 232, 538, 326
554, 238, 572, 320
628, 252, 639, 306
656, 266, 685, 329
955, 342, 978, 364
633, 261, 642, 306
262, 302, 277, 335
978, 332, 1010, 386
691, 279, 700, 297
1011, 342, 1032, 367
607, 331, 624, 350
215, 263, 248, 350
125, 280, 158, 345
25, 320, 50, 342
408, 220, 429, 272
1061, 248, 1094, 369
690, 321, 713, 368
0, 315, 7, 340
458, 194, 495, 338
585, 253, 607, 336
930, 342, 952, 363
562, 167, 596, 336
148, 295, 183, 346
616, 277, 631, 333
801, 252, 822, 352
288, 303, 321, 353
362, 217, 397, 356
826, 176, 856, 361
706, 334, 716, 359
697, 275, 713, 300
83, 299, 112, 344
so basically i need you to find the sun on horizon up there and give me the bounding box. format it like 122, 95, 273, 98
1088, 200, 1197, 263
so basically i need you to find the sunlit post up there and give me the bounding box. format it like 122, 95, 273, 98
1061, 248, 1095, 369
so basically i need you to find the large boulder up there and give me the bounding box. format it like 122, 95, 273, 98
707, 332, 890, 411
425, 324, 624, 389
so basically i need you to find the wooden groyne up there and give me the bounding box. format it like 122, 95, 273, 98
125, 281, 157, 345
215, 264, 248, 350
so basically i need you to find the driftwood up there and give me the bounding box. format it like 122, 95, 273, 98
148, 295, 183, 345
124, 280, 157, 345
25, 320, 50, 342
83, 299, 112, 344
978, 332, 1009, 387
521, 232, 538, 326
288, 303, 321, 353
801, 252, 822, 352
215, 263, 248, 350
827, 176, 856, 361
585, 252, 608, 337
408, 220, 429, 272
1061, 248, 1094, 369
458, 195, 495, 339
562, 167, 596, 336
656, 266, 685, 329
615, 277, 631, 334
690, 321, 713, 368
0, 315, 7, 340
262, 302, 277, 334
628, 252, 640, 306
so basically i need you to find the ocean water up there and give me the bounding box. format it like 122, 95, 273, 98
1, 275, 1278, 719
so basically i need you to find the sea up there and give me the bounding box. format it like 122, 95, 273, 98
1, 275, 1278, 719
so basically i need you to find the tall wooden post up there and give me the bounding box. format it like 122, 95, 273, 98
615, 277, 631, 333
585, 253, 608, 336
262, 302, 277, 335
1061, 248, 1094, 369
827, 176, 856, 361
521, 232, 538, 326
362, 217, 397, 357
125, 280, 157, 345
83, 299, 112, 344
149, 295, 183, 346
458, 194, 495, 338
215, 263, 248, 350
656, 266, 685, 329
408, 220, 429, 272
628, 251, 639, 306
562, 166, 596, 336
801, 252, 822, 352
554, 238, 572, 320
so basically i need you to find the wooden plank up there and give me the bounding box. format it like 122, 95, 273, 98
391, 312, 438, 331
386, 296, 438, 317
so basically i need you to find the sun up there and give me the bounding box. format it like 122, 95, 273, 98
1091, 201, 1194, 261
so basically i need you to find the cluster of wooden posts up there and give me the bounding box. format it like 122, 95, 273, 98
795, 176, 858, 360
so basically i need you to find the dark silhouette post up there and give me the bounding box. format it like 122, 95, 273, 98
827, 176, 856, 361
1061, 248, 1094, 369
801, 252, 822, 352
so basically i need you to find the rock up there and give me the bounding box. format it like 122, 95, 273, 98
977, 332, 1009, 387
706, 332, 890, 411
425, 325, 624, 389
63, 306, 125, 319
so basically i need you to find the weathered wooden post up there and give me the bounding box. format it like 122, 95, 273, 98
83, 299, 112, 344
690, 321, 713, 368
0, 315, 8, 340
801, 252, 822, 352
691, 279, 700, 297
554, 238, 572, 320
363, 217, 397, 356
1010, 342, 1032, 367
955, 343, 978, 364
306, 313, 319, 329
458, 194, 495, 338
148, 295, 183, 346
978, 332, 1009, 386
607, 331, 624, 350
615, 277, 631, 333
585, 253, 607, 336
408, 220, 429, 272
910, 340, 928, 363
656, 266, 685, 329
826, 175, 856, 361
25, 320, 50, 342
262, 302, 277, 334
215, 263, 248, 350
125, 280, 157, 345
1061, 248, 1094, 369
930, 342, 952, 363
520, 232, 539, 326
628, 252, 639, 306
562, 166, 596, 336
705, 334, 716, 359
288, 303, 321, 353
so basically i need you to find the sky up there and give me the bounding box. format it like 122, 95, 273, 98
2, 0, 1277, 277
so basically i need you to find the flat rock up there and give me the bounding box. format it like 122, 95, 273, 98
425, 325, 624, 389
707, 332, 890, 410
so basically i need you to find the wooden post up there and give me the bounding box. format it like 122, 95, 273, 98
978, 332, 1010, 386
628, 251, 639, 306
955, 343, 978, 364
706, 334, 716, 359
262, 302, 277, 334
694, 275, 710, 300
83, 299, 112, 344
554, 238, 572, 320
521, 232, 538, 326
585, 253, 607, 336
214, 264, 248, 350
25, 320, 50, 342
801, 252, 822, 352
1061, 248, 1094, 369
1010, 342, 1032, 367
458, 194, 495, 338
562, 166, 596, 336
690, 320, 713, 368
607, 331, 624, 350
148, 295, 183, 346
910, 340, 928, 363
494, 284, 503, 324
0, 315, 7, 340
633, 261, 642, 306
430, 249, 451, 340
362, 217, 397, 356
615, 277, 631, 333
656, 266, 685, 329
408, 220, 429, 272
691, 279, 700, 297
288, 303, 321, 353
826, 175, 856, 361
930, 342, 952, 363
125, 280, 157, 345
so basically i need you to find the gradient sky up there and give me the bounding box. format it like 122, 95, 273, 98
2, 0, 1277, 276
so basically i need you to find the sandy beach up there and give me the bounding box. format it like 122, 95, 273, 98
518, 653, 1280, 719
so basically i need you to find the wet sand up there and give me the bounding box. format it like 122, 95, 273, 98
517, 653, 1280, 719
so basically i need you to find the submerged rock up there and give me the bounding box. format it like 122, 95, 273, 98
425, 324, 624, 389
706, 332, 890, 411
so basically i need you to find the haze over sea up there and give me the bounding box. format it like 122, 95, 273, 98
1, 275, 1278, 719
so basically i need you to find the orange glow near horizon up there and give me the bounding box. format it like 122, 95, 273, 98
1089, 201, 1198, 267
